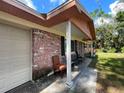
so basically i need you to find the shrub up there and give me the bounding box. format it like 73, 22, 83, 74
102, 48, 108, 53
121, 47, 124, 53
108, 48, 116, 53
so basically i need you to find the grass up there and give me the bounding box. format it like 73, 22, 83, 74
89, 53, 124, 93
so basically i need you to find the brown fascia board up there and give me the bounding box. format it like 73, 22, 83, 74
2, 0, 45, 20
0, 0, 46, 26
75, 0, 92, 21
46, 0, 75, 19
75, 1, 96, 40
46, 0, 91, 21
89, 21, 96, 40
44, 0, 90, 26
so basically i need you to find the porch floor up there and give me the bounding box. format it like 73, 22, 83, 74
6, 58, 97, 93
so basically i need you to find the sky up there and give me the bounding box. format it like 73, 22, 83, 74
30, 0, 116, 14
79, 0, 116, 13
18, 0, 119, 14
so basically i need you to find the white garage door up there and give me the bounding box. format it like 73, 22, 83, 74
0, 23, 31, 93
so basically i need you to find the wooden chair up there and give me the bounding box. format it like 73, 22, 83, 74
52, 55, 66, 77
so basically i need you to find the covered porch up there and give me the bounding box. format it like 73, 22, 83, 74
45, 0, 95, 88
50, 21, 94, 88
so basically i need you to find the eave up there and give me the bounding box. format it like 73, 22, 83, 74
0, 0, 96, 40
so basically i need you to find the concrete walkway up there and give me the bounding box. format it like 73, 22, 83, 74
72, 67, 97, 93
71, 58, 97, 93
40, 58, 97, 93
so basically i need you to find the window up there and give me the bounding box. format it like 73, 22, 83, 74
71, 40, 75, 51
74, 40, 77, 51
61, 36, 65, 56
61, 37, 78, 55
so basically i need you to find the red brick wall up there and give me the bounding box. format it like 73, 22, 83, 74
32, 29, 61, 80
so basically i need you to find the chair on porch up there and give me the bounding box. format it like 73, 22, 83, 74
52, 55, 66, 77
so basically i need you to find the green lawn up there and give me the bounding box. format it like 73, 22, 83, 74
90, 53, 124, 93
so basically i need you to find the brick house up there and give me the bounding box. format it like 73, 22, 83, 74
0, 0, 95, 92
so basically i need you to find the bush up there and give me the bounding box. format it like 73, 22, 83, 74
108, 48, 116, 53
102, 48, 108, 53
121, 47, 124, 53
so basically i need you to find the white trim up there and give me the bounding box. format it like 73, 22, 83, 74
66, 21, 73, 88
30, 30, 33, 80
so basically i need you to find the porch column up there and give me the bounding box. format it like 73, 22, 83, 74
66, 21, 73, 88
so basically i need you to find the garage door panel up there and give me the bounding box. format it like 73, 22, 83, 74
0, 24, 29, 41
12, 60, 30, 71
7, 69, 30, 82
0, 39, 11, 49
10, 31, 30, 41
0, 23, 31, 93
0, 77, 6, 93
12, 41, 30, 48
0, 41, 30, 57
0, 51, 30, 58
10, 70, 30, 83
0, 29, 10, 40
10, 50, 30, 55
8, 69, 30, 83
0, 57, 30, 74
7, 73, 30, 89
0, 57, 30, 75
0, 60, 12, 74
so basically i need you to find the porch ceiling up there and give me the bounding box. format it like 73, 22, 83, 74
51, 22, 88, 41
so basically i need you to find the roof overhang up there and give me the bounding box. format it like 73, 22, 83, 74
0, 0, 96, 40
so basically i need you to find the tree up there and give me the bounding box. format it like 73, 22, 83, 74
90, 8, 113, 49
95, 23, 114, 49
90, 8, 110, 20
114, 11, 124, 51
90, 0, 124, 52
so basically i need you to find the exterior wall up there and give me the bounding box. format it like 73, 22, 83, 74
32, 29, 61, 80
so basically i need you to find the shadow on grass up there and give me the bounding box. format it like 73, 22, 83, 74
88, 54, 124, 93
97, 73, 124, 93
101, 58, 124, 75
88, 55, 98, 68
